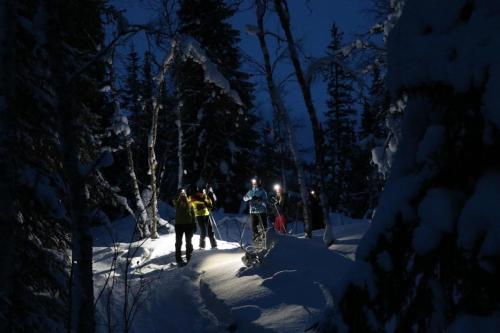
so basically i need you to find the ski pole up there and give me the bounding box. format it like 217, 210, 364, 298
212, 214, 222, 240
273, 202, 286, 234
209, 211, 222, 241
240, 220, 247, 245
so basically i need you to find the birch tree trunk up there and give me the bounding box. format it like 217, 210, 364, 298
126, 141, 149, 238
254, 0, 311, 231
109, 61, 150, 239
148, 100, 160, 239
273, 0, 331, 235
175, 102, 184, 189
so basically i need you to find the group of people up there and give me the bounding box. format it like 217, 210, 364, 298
244, 177, 324, 239
173, 177, 324, 265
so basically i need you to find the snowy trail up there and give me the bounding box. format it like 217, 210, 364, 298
93, 216, 369, 333
192, 224, 369, 332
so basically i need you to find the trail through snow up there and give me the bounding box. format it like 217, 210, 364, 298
93, 212, 369, 333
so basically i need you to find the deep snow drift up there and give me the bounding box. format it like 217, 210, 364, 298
92, 207, 369, 332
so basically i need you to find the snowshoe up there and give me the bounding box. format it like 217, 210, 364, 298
241, 232, 272, 267
170, 261, 187, 268
241, 249, 260, 267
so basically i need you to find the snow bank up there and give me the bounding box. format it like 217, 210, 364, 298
324, 213, 369, 247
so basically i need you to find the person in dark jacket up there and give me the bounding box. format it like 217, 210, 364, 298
243, 177, 268, 243
173, 189, 196, 265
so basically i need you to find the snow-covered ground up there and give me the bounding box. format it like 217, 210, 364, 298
93, 207, 369, 333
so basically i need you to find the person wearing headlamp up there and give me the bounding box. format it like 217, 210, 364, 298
271, 183, 287, 234
243, 177, 268, 243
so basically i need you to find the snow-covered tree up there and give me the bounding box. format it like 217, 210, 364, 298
176, 0, 258, 211
317, 0, 500, 331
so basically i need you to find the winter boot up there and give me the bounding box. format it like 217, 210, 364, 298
209, 237, 217, 249
175, 253, 185, 265
175, 243, 185, 265
199, 239, 206, 249
186, 243, 193, 262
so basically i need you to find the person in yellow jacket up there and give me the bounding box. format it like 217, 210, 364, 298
189, 187, 217, 249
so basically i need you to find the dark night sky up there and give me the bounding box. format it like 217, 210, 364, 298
113, 0, 374, 159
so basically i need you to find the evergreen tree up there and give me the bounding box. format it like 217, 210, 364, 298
358, 64, 390, 213
360, 65, 388, 141
0, 0, 108, 331
123, 44, 143, 136
157, 80, 178, 199
122, 47, 152, 185
140, 51, 154, 148
176, 0, 258, 211
322, 23, 358, 215
136, 51, 155, 185
255, 120, 286, 186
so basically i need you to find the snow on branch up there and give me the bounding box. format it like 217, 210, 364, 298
157, 36, 244, 106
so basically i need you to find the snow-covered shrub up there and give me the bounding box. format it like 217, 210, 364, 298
318, 0, 500, 331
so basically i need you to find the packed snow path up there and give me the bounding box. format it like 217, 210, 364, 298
93, 214, 369, 332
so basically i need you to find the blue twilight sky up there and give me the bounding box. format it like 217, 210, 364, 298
112, 0, 374, 159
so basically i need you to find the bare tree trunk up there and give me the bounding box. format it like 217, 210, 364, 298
254, 0, 311, 231
126, 142, 149, 238
280, 155, 287, 190
56, 80, 96, 333
54, 40, 95, 333
273, 0, 331, 234
66, 178, 95, 333
175, 102, 184, 189
109, 61, 149, 239
56, 90, 94, 333
148, 101, 160, 239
